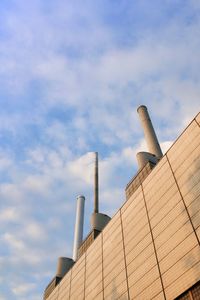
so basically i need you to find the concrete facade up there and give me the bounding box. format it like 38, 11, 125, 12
46, 112, 200, 300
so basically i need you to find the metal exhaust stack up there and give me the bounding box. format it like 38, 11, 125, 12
137, 105, 163, 160
91, 152, 110, 231
94, 152, 99, 213
72, 195, 85, 261
56, 257, 74, 278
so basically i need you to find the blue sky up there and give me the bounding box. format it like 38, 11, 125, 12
0, 0, 200, 299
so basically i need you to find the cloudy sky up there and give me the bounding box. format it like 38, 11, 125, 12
0, 0, 200, 299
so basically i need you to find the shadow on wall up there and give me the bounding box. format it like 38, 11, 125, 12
110, 280, 128, 300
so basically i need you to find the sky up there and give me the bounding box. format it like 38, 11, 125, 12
0, 0, 200, 299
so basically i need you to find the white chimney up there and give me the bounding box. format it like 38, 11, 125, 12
137, 105, 163, 159
72, 195, 85, 261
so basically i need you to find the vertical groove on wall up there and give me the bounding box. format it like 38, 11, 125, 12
141, 184, 167, 300
119, 209, 130, 300
101, 233, 105, 300
195, 118, 200, 127
56, 283, 59, 300
83, 253, 86, 300
166, 154, 200, 246
68, 269, 72, 300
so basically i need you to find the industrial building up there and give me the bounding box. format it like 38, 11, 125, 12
44, 106, 200, 300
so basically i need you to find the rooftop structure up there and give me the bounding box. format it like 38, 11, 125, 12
44, 108, 200, 300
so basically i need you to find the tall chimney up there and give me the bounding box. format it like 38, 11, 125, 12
72, 195, 85, 261
137, 105, 163, 159
90, 152, 111, 231
94, 152, 99, 213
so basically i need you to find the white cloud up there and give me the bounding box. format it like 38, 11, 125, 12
3, 233, 25, 251
0, 208, 20, 223
23, 223, 46, 241
12, 283, 36, 296
161, 141, 173, 154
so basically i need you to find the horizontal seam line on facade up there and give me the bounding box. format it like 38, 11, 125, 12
148, 186, 179, 219
121, 202, 145, 221
143, 173, 173, 196
167, 153, 200, 247
163, 258, 200, 291
59, 281, 70, 288
131, 279, 163, 300
104, 279, 127, 298
195, 224, 200, 231
85, 284, 102, 297
151, 290, 165, 300
166, 132, 200, 164
161, 243, 199, 279
164, 118, 199, 162
103, 216, 121, 234
71, 262, 85, 274
156, 226, 193, 261
175, 165, 200, 190
103, 252, 125, 267
123, 218, 149, 238
125, 240, 154, 267
85, 271, 102, 286
157, 230, 195, 263
123, 216, 147, 230
72, 272, 84, 282
187, 193, 200, 211
143, 168, 171, 196
152, 205, 189, 242
173, 153, 200, 179
104, 278, 127, 294
85, 281, 102, 292
86, 291, 103, 300
103, 249, 124, 265
122, 187, 142, 211
195, 117, 200, 127
144, 180, 175, 210
118, 290, 128, 299
124, 229, 150, 255
178, 183, 200, 208
103, 227, 121, 240
86, 250, 102, 259
168, 145, 200, 178
103, 263, 125, 280
166, 121, 200, 160
128, 262, 159, 288
155, 218, 192, 251
103, 232, 122, 244
191, 210, 200, 227
141, 160, 168, 187
85, 284, 102, 295
129, 274, 161, 297
150, 197, 183, 230
103, 236, 122, 252
123, 220, 149, 241
127, 252, 156, 277
86, 262, 102, 276
86, 258, 102, 268
103, 232, 123, 244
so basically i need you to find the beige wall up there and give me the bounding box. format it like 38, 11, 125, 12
47, 113, 200, 300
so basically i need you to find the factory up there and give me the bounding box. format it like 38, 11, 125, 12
44, 106, 200, 300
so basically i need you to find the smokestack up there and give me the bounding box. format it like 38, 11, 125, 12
136, 151, 158, 169
137, 105, 163, 159
56, 257, 74, 278
94, 152, 99, 213
72, 195, 85, 261
90, 152, 111, 231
